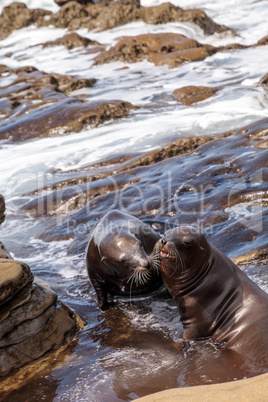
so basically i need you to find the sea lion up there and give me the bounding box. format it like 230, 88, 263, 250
155, 226, 268, 368
86, 210, 162, 310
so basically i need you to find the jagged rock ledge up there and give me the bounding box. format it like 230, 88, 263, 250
0, 235, 85, 380
0, 65, 135, 142
0, 1, 233, 40
93, 33, 216, 68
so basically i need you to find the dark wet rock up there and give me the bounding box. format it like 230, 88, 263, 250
42, 32, 100, 49
0, 65, 96, 98
0, 2, 51, 40
31, 118, 268, 263
93, 33, 215, 68
0, 246, 85, 378
0, 259, 34, 306
171, 86, 218, 105
0, 194, 5, 225
0, 65, 97, 125
0, 64, 133, 142
0, 98, 135, 142
0, 1, 234, 39
0, 296, 81, 377
260, 73, 268, 86
21, 136, 215, 216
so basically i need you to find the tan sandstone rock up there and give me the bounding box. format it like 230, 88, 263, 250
172, 85, 218, 105
42, 32, 100, 50
0, 243, 85, 378
0, 259, 34, 305
138, 372, 268, 401
93, 33, 215, 68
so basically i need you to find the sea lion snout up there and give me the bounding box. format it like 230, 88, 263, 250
161, 238, 167, 246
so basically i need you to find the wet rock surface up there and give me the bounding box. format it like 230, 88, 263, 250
23, 117, 268, 265
93, 33, 215, 67
0, 65, 134, 142
21, 136, 216, 217
0, 1, 233, 39
0, 243, 85, 378
0, 194, 5, 225
171, 86, 218, 105
42, 32, 101, 49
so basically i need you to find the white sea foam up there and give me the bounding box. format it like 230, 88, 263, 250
0, 0, 59, 13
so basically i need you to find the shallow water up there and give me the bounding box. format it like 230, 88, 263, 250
0, 0, 268, 400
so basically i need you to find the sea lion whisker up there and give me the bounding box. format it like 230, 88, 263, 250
151, 259, 161, 273
149, 250, 161, 272
138, 270, 142, 286
169, 261, 178, 277
127, 271, 136, 285
129, 273, 136, 306
140, 269, 150, 285
174, 249, 185, 272
141, 269, 151, 285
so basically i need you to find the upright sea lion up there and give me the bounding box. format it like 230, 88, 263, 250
155, 226, 268, 368
86, 210, 162, 310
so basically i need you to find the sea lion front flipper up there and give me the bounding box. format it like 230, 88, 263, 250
91, 277, 110, 311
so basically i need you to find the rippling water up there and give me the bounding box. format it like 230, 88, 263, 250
1, 0, 268, 400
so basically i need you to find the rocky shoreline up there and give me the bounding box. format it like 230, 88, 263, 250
0, 0, 267, 399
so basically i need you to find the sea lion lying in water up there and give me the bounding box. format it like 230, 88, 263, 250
86, 210, 162, 310
155, 226, 268, 368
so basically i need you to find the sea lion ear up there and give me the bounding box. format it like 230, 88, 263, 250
200, 246, 205, 252
101, 256, 106, 262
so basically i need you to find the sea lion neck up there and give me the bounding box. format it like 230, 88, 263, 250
178, 253, 212, 296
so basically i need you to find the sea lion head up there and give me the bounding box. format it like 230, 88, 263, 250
155, 226, 210, 285
99, 232, 155, 288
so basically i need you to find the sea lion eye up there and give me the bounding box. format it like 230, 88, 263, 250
183, 237, 193, 246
